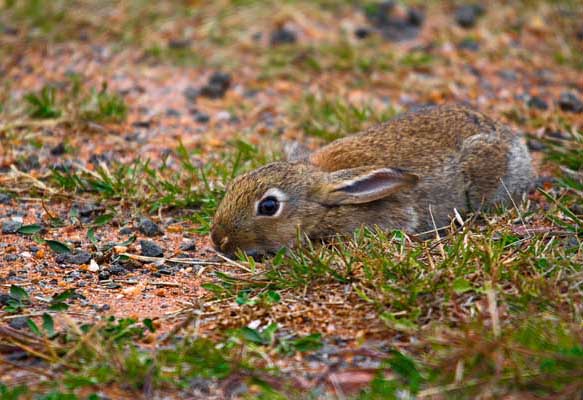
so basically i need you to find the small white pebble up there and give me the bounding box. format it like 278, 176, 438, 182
20, 252, 32, 258
248, 319, 262, 329
216, 110, 231, 121
89, 259, 100, 272
12, 216, 24, 223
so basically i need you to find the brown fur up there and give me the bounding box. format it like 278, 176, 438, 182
211, 105, 535, 256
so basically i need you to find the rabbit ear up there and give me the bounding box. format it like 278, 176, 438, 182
314, 167, 419, 205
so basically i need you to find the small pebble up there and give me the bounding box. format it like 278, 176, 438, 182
557, 92, 583, 113
56, 250, 92, 265
407, 8, 424, 27
0, 193, 12, 204
458, 38, 480, 51
2, 220, 22, 234
194, 112, 210, 123
4, 254, 17, 262
98, 270, 111, 280
0, 293, 11, 306
270, 27, 297, 46
354, 27, 371, 39
183, 87, 199, 102
180, 240, 197, 251
455, 4, 484, 29
138, 218, 162, 237
50, 142, 67, 156
119, 226, 134, 235
140, 240, 164, 257
9, 317, 28, 330
527, 96, 548, 110
199, 72, 231, 99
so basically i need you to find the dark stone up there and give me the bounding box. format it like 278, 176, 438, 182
158, 268, 173, 275
527, 96, 548, 110
364, 1, 423, 41
168, 39, 191, 49
50, 142, 67, 156
557, 92, 583, 113
455, 4, 485, 29
18, 154, 40, 171
140, 240, 164, 257
498, 69, 518, 81
458, 38, 480, 51
30, 245, 40, 253
2, 220, 22, 234
269, 27, 297, 46
56, 250, 91, 265
110, 264, 127, 275
407, 8, 425, 27
4, 254, 17, 262
138, 218, 162, 237
570, 204, 583, 215
194, 112, 210, 123
199, 72, 232, 99
119, 226, 134, 235
180, 240, 197, 251
354, 27, 372, 39
3, 26, 18, 36
0, 293, 11, 306
9, 317, 28, 330
165, 108, 181, 117
98, 270, 111, 280
526, 139, 546, 152
576, 28, 583, 41
183, 86, 199, 102
0, 193, 12, 204
132, 120, 152, 128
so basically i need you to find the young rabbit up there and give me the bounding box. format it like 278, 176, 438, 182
211, 105, 534, 257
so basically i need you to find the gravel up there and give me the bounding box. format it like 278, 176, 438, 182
140, 240, 164, 257
270, 27, 297, 46
455, 4, 485, 29
55, 250, 92, 265
2, 220, 22, 234
527, 96, 549, 110
557, 92, 583, 113
138, 218, 162, 237
199, 72, 231, 99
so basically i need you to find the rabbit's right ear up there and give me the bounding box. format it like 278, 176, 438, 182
313, 167, 419, 205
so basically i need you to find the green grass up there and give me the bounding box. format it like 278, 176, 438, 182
292, 94, 397, 141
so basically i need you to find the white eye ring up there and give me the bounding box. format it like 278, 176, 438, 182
255, 188, 288, 218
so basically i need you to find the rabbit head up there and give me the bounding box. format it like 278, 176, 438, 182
210, 161, 418, 257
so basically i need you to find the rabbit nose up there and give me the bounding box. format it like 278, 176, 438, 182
210, 225, 230, 252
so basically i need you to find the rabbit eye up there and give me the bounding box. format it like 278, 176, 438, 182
257, 196, 280, 216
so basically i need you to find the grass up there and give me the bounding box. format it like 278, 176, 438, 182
291, 94, 398, 141
1, 0, 583, 398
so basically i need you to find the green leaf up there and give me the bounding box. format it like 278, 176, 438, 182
49, 303, 69, 312
143, 318, 156, 333
388, 351, 422, 393
239, 327, 266, 344
52, 289, 75, 303
42, 313, 55, 336
290, 333, 322, 352
18, 224, 43, 235
27, 319, 41, 336
452, 278, 473, 294
10, 285, 29, 301
44, 239, 71, 254
87, 227, 98, 245
93, 213, 115, 227
265, 290, 281, 303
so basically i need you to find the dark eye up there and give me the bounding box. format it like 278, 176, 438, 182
257, 196, 280, 216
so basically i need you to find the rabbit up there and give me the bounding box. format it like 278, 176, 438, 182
210, 105, 534, 257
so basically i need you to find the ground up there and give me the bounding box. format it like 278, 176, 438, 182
0, 1, 582, 399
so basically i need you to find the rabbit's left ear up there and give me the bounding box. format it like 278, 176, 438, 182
312, 167, 419, 206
